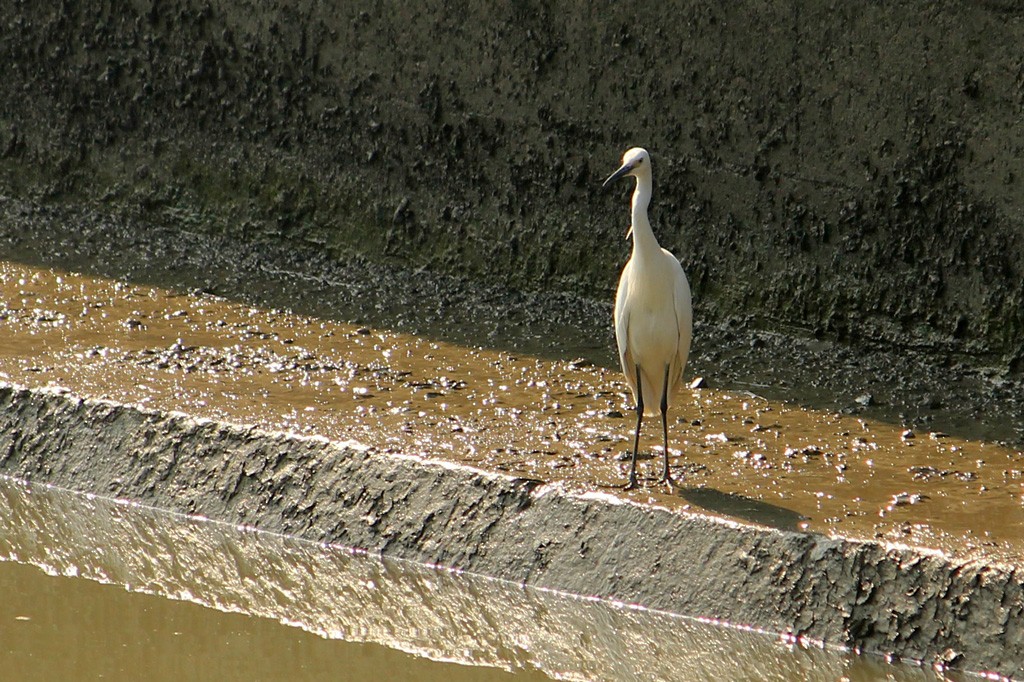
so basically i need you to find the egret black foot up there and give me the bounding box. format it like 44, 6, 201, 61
659, 460, 675, 487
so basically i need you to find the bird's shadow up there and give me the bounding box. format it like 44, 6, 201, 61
675, 487, 809, 533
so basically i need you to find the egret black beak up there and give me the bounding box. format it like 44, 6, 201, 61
602, 161, 635, 189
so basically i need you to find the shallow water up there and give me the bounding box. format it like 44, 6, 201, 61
0, 476, 957, 681
1, 261, 1022, 562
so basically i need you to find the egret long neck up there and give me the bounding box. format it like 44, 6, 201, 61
630, 174, 660, 256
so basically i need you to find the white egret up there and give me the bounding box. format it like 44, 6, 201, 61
603, 147, 693, 489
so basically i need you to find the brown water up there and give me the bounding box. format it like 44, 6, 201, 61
1, 261, 1022, 563
0, 475, 957, 681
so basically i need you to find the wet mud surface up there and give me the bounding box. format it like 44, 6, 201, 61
1, 258, 1022, 564
2, 198, 1021, 454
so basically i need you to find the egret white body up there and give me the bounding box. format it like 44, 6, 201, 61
603, 147, 693, 488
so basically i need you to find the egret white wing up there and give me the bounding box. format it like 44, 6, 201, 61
671, 254, 693, 370
614, 258, 637, 398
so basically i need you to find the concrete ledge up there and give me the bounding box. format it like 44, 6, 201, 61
0, 381, 1020, 677
0, 472, 897, 680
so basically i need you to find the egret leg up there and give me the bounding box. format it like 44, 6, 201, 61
659, 364, 673, 487
626, 365, 644, 490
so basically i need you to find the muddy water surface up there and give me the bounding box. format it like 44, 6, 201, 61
1, 261, 1022, 562
0, 476, 956, 681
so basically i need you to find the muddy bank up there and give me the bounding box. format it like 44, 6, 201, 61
0, 250, 1021, 674
2, 0, 1023, 361
0, 382, 1020, 677
2, 2, 1024, 673
2, 197, 1021, 453
4, 257, 1024, 553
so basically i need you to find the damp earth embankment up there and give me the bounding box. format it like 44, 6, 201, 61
3, 0, 1024, 678
2, 0, 1024, 361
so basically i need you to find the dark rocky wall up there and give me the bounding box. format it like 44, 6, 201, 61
2, 0, 1022, 360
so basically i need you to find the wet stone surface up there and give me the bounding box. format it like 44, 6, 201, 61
2, 259, 1023, 565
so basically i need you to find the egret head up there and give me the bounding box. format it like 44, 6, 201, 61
602, 147, 651, 189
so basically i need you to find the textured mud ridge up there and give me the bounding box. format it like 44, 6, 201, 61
2, 0, 1023, 361
0, 477, 942, 681
0, 383, 1021, 678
